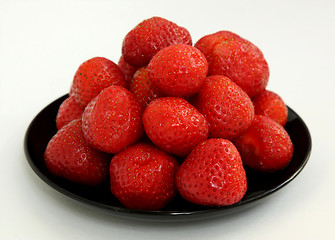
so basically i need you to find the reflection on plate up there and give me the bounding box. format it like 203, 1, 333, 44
24, 94, 312, 222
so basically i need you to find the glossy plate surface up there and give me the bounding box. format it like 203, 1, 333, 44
24, 94, 312, 222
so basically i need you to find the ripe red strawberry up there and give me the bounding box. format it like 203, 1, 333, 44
70, 57, 127, 108
56, 95, 84, 130
129, 67, 164, 111
195, 31, 269, 98
118, 56, 139, 88
122, 16, 192, 67
176, 138, 247, 206
44, 119, 110, 185
252, 90, 288, 126
110, 142, 179, 210
194, 31, 240, 63
82, 85, 143, 154
142, 97, 209, 156
148, 44, 208, 98
233, 115, 294, 173
193, 75, 254, 140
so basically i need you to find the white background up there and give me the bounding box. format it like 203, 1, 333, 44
1, 0, 335, 239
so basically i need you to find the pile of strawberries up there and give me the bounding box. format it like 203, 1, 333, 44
44, 17, 294, 210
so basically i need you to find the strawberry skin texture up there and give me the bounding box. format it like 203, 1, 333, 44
56, 95, 84, 130
176, 138, 247, 206
70, 57, 127, 108
82, 85, 143, 154
194, 75, 254, 140
142, 97, 209, 156
195, 31, 269, 98
118, 56, 139, 89
44, 119, 110, 185
122, 16, 192, 67
233, 115, 294, 173
252, 90, 288, 126
129, 67, 164, 111
148, 44, 208, 98
110, 142, 179, 210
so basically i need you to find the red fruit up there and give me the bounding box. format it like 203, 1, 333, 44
233, 115, 294, 173
148, 44, 208, 98
110, 142, 179, 210
44, 119, 110, 185
252, 90, 288, 126
142, 97, 209, 156
70, 57, 127, 108
194, 75, 254, 140
118, 56, 138, 88
194, 31, 240, 63
195, 31, 269, 98
129, 67, 164, 111
122, 16, 192, 67
82, 85, 143, 154
56, 95, 84, 130
176, 138, 247, 206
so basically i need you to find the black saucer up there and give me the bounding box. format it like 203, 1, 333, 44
24, 94, 312, 222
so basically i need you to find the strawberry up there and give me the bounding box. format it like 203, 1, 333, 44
142, 97, 209, 156
252, 90, 288, 126
70, 57, 127, 108
118, 56, 139, 88
195, 31, 269, 98
147, 44, 208, 98
44, 119, 110, 185
82, 85, 143, 154
122, 16, 192, 67
194, 31, 240, 63
109, 142, 179, 210
56, 95, 84, 130
175, 138, 247, 206
129, 67, 164, 111
233, 115, 294, 173
193, 75, 254, 140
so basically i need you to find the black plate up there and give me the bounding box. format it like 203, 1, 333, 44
24, 94, 312, 222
